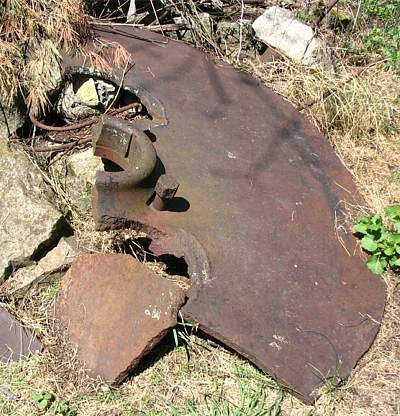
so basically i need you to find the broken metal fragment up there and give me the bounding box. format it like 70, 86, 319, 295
65, 28, 386, 402
0, 307, 41, 362
56, 253, 186, 384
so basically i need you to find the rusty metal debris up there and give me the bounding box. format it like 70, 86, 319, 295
0, 306, 41, 362
56, 253, 186, 384
64, 28, 386, 402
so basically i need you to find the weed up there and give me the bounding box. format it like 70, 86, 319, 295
353, 205, 400, 274
32, 391, 55, 411
361, 0, 400, 71
52, 399, 78, 415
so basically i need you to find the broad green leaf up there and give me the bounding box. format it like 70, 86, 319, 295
370, 215, 383, 225
384, 246, 395, 256
352, 222, 369, 234
367, 255, 387, 275
385, 205, 400, 231
361, 236, 378, 252
31, 393, 43, 403
387, 233, 400, 244
389, 257, 400, 267
385, 204, 400, 221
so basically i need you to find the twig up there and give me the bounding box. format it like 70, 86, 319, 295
47, 140, 83, 166
236, 0, 245, 63
20, 137, 91, 153
29, 102, 142, 132
91, 20, 187, 32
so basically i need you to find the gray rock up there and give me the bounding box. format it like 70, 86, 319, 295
0, 95, 26, 139
68, 149, 103, 185
66, 149, 103, 214
51, 149, 103, 216
56, 81, 99, 122
216, 19, 263, 59
0, 146, 65, 282
40, 237, 76, 267
170, 13, 214, 43
56, 75, 117, 122
252, 6, 333, 70
127, 0, 137, 23
1, 237, 77, 298
127, 0, 166, 24
94, 78, 117, 109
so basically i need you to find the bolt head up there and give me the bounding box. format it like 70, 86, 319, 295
155, 174, 179, 199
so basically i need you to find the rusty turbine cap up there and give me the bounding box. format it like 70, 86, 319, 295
152, 174, 180, 211
67, 28, 386, 402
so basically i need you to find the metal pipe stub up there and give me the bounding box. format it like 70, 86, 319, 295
92, 116, 158, 227
92, 116, 157, 189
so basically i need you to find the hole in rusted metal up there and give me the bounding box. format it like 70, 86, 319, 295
112, 236, 190, 278
158, 254, 189, 277
102, 159, 123, 172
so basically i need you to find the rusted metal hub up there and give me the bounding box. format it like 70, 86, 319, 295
65, 28, 385, 402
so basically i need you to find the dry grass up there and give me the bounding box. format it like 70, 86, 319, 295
0, 0, 131, 116
0, 0, 89, 113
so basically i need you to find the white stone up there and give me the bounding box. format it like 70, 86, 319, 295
38, 237, 77, 273
1, 237, 77, 297
0, 145, 64, 282
252, 6, 333, 70
127, 0, 136, 23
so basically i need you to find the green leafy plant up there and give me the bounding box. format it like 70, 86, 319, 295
361, 0, 400, 71
52, 399, 78, 416
32, 392, 55, 411
353, 205, 400, 274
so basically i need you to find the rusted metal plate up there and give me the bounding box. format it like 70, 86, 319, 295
56, 253, 185, 384
0, 306, 41, 361
67, 28, 385, 401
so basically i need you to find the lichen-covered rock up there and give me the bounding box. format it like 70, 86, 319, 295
170, 13, 214, 43
0, 147, 65, 282
252, 6, 333, 70
0, 94, 26, 139
53, 149, 103, 215
56, 81, 99, 121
